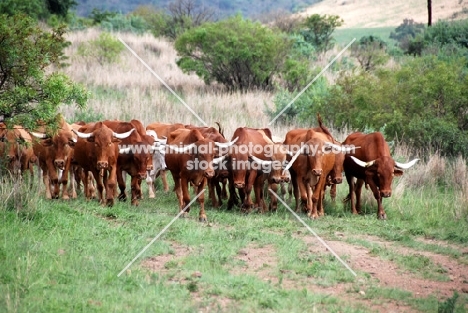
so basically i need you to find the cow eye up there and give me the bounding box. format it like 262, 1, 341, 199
108, 142, 112, 146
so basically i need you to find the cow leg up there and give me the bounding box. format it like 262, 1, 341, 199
268, 182, 278, 212
130, 176, 140, 206
105, 166, 117, 207
242, 170, 256, 213
253, 175, 267, 213
161, 170, 170, 192
180, 177, 191, 217
207, 178, 218, 208
227, 174, 239, 210
215, 178, 223, 208
221, 178, 228, 200
117, 170, 127, 201
345, 173, 359, 214
91, 169, 105, 204
146, 174, 156, 199
60, 158, 73, 200
296, 177, 309, 214
367, 180, 386, 219
39, 161, 52, 199
354, 179, 364, 214
329, 184, 337, 202
45, 160, 60, 199
196, 182, 207, 222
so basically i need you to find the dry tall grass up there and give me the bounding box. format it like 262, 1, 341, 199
58, 29, 468, 210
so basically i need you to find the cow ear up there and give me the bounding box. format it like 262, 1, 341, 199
112, 138, 121, 143
394, 169, 404, 176
41, 138, 53, 146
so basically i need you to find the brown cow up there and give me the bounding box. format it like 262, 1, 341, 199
0, 123, 36, 179
103, 119, 156, 205
283, 129, 330, 218
72, 122, 134, 206
31, 119, 77, 199
165, 128, 235, 222
226, 127, 288, 213
146, 122, 185, 193
343, 132, 419, 219
185, 123, 230, 208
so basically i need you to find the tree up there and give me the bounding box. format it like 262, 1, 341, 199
45, 0, 77, 18
0, 0, 76, 20
300, 14, 343, 51
165, 0, 217, 40
175, 15, 292, 91
350, 36, 389, 71
0, 14, 87, 130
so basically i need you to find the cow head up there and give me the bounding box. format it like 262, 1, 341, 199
249, 143, 289, 184
350, 156, 419, 198
31, 128, 76, 170
74, 124, 134, 174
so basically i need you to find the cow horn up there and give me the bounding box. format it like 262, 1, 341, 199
250, 155, 272, 166
72, 129, 94, 139
350, 156, 375, 167
168, 143, 196, 153
30, 131, 48, 139
146, 130, 167, 144
213, 155, 227, 164
113, 128, 135, 139
395, 158, 419, 169
215, 136, 239, 148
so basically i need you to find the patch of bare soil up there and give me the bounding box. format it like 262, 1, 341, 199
231, 243, 417, 312
301, 235, 468, 299
141, 241, 191, 274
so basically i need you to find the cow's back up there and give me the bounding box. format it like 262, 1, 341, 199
344, 132, 390, 161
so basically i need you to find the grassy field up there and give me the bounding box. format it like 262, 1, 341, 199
1, 29, 468, 312
333, 27, 396, 46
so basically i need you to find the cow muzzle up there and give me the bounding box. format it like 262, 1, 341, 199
97, 161, 108, 170
54, 159, 65, 170
380, 190, 391, 198
204, 170, 215, 178
234, 182, 245, 189
312, 169, 322, 176
139, 172, 147, 180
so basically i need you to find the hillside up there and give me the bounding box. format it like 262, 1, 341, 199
73, 0, 320, 18
299, 0, 468, 28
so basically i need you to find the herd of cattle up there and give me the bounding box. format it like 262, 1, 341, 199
0, 115, 419, 221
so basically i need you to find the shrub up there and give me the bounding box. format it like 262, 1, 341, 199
77, 32, 125, 65
175, 15, 292, 91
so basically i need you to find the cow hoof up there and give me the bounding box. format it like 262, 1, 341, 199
62, 195, 70, 200
131, 200, 139, 206
118, 194, 127, 202
199, 217, 207, 222
378, 213, 387, 220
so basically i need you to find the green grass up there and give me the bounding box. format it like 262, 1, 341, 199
334, 27, 397, 45
1, 176, 468, 312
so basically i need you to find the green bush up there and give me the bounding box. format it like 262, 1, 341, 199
175, 15, 292, 91
77, 32, 125, 65
319, 56, 468, 156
